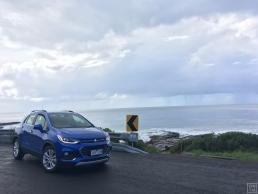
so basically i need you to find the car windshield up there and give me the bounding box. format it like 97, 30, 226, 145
49, 113, 94, 129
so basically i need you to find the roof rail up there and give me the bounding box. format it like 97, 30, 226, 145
64, 110, 74, 113
31, 110, 47, 113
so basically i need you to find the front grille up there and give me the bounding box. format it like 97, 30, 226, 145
80, 138, 106, 143
80, 145, 108, 157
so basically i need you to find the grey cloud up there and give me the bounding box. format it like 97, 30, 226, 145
93, 15, 258, 98
0, 1, 258, 112
1, 0, 258, 49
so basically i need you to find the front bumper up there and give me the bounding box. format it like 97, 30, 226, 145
75, 158, 109, 166
56, 142, 112, 166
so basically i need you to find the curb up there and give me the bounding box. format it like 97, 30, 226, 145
184, 152, 236, 160
199, 154, 236, 160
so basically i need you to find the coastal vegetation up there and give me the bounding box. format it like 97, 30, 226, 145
105, 128, 258, 160
134, 140, 160, 153
103, 128, 114, 133
170, 132, 258, 162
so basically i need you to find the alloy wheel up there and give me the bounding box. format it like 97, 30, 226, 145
13, 140, 19, 157
42, 148, 57, 171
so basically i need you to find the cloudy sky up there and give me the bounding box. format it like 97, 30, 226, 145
0, 0, 258, 112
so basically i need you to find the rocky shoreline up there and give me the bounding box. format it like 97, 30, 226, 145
147, 132, 179, 151
146, 131, 197, 152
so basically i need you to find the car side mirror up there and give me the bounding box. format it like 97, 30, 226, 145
34, 124, 43, 132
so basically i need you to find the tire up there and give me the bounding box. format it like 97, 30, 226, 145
13, 138, 24, 160
42, 146, 58, 172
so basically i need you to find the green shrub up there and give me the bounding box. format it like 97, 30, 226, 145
170, 139, 193, 153
103, 128, 114, 133
216, 132, 258, 151
135, 140, 160, 153
183, 132, 258, 152
185, 134, 216, 151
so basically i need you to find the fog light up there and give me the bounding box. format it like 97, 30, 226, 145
63, 151, 78, 160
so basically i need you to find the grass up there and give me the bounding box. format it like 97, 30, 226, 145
168, 132, 258, 162
135, 140, 160, 153
170, 132, 258, 153
184, 132, 258, 152
190, 149, 258, 162
103, 128, 114, 133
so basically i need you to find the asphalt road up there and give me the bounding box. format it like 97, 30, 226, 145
0, 145, 258, 194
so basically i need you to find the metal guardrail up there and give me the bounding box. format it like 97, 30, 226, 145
0, 123, 17, 144
0, 129, 15, 144
111, 143, 148, 154
0, 122, 20, 127
109, 132, 148, 154
109, 132, 138, 143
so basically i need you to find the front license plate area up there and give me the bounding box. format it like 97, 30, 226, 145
91, 149, 103, 156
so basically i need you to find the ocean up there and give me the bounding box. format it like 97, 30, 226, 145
1, 104, 258, 141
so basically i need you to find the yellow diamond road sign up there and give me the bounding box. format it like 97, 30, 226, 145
126, 115, 138, 132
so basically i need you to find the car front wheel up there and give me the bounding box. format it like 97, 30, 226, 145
13, 139, 24, 160
42, 146, 58, 172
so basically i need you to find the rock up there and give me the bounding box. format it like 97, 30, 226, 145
150, 132, 179, 140
148, 132, 180, 151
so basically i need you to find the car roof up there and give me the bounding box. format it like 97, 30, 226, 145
31, 110, 75, 114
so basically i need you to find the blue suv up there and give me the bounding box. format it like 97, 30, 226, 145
12, 110, 112, 172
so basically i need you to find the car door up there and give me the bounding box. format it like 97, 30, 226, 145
22, 113, 36, 151
32, 114, 47, 154
19, 116, 30, 149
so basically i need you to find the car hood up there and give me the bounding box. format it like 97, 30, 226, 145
58, 127, 106, 140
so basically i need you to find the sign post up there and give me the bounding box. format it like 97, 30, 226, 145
126, 115, 139, 147
126, 115, 138, 132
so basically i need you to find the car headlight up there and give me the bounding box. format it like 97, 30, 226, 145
106, 135, 110, 143
57, 135, 79, 144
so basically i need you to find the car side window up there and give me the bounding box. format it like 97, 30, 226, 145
26, 114, 36, 125
34, 115, 47, 130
